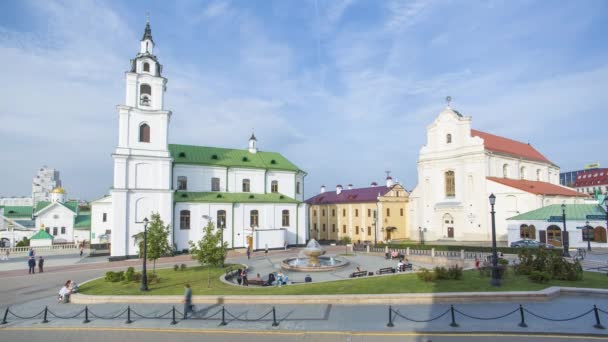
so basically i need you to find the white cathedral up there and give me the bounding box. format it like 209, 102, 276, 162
408, 103, 588, 242
92, 22, 307, 258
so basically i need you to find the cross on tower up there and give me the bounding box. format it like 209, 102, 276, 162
446, 96, 452, 107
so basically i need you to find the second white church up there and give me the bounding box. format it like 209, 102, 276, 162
93, 21, 307, 258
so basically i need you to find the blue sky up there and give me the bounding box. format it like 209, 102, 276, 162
0, 0, 607, 200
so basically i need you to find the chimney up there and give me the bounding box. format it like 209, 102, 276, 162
320, 185, 326, 193
386, 176, 393, 187
370, 182, 377, 187
347, 184, 353, 190
336, 184, 343, 195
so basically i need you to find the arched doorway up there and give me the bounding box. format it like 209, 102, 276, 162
594, 226, 607, 243
442, 213, 454, 238
546, 225, 562, 247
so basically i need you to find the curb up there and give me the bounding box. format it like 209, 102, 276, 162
71, 286, 608, 305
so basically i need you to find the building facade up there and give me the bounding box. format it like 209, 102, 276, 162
571, 168, 608, 196
305, 178, 409, 244
408, 104, 588, 243
93, 21, 307, 258
32, 166, 62, 205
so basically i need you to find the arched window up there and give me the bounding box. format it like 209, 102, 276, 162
139, 123, 150, 143
250, 210, 258, 227
271, 180, 278, 193
180, 210, 190, 230
143, 62, 150, 72
446, 134, 452, 144
217, 210, 226, 228
445, 171, 455, 197
139, 84, 151, 106
520, 224, 536, 239
547, 225, 562, 247
503, 164, 509, 178
536, 169, 542, 181
177, 176, 187, 190
520, 166, 526, 180
282, 209, 290, 226
594, 226, 607, 243
242, 179, 250, 192
211, 177, 220, 191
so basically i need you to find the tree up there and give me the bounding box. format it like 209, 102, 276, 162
132, 213, 172, 273
189, 221, 228, 287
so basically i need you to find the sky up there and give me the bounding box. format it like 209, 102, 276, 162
0, 0, 607, 201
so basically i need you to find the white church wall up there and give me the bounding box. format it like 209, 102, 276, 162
229, 168, 265, 194
91, 198, 112, 243
35, 205, 76, 242
173, 165, 226, 192
173, 202, 234, 251
265, 171, 296, 198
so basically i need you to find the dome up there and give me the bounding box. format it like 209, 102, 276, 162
51, 187, 65, 194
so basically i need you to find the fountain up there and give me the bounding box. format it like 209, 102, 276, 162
281, 239, 349, 272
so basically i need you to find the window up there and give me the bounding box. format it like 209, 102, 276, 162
313, 223, 317, 231
322, 224, 326, 232
45, 227, 50, 234
296, 182, 301, 194
143, 62, 150, 72
400, 208, 404, 216
520, 166, 526, 180
180, 210, 190, 230
503, 164, 509, 178
53, 227, 58, 236
242, 179, 250, 192
282, 210, 290, 226
332, 209, 335, 217
61, 227, 66, 234
322, 209, 325, 216
445, 171, 455, 197
177, 176, 187, 190
313, 210, 317, 217
386, 208, 390, 217
368, 209, 371, 217
211, 177, 220, 191
139, 84, 151, 106
250, 210, 259, 227
343, 209, 346, 217
446, 134, 452, 144
102, 213, 107, 222
519, 224, 536, 239
139, 123, 150, 142
355, 209, 359, 217
536, 169, 542, 181
271, 180, 279, 193
593, 227, 607, 243
332, 224, 336, 232
105, 229, 111, 235
217, 210, 226, 228
342, 225, 346, 233
367, 226, 371, 236
355, 226, 359, 234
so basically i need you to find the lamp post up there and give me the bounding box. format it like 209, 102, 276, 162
489, 194, 500, 287
373, 209, 378, 246
140, 217, 149, 292
418, 227, 425, 245
585, 220, 592, 252
604, 197, 608, 237
561, 204, 570, 257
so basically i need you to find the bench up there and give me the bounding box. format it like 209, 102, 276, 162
398, 263, 413, 272
377, 267, 395, 275
349, 271, 368, 278
247, 279, 266, 286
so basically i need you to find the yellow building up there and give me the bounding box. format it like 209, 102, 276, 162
305, 178, 409, 244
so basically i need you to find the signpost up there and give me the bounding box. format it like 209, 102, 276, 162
586, 215, 605, 220
548, 216, 563, 222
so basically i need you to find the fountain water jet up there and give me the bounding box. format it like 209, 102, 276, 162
281, 239, 349, 272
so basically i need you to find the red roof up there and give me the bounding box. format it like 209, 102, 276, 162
573, 168, 608, 187
471, 129, 552, 164
487, 177, 587, 197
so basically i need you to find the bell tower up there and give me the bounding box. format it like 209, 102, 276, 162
111, 19, 174, 258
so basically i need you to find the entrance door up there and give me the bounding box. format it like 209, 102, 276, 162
247, 236, 253, 251
447, 227, 454, 238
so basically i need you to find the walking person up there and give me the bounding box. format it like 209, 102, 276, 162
28, 257, 36, 274
182, 284, 193, 319
5, 249, 9, 261
265, 243, 268, 255
28, 248, 35, 258
38, 256, 44, 273
241, 268, 249, 287
79, 246, 84, 257
246, 246, 251, 260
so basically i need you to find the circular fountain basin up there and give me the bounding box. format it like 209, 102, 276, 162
281, 256, 349, 272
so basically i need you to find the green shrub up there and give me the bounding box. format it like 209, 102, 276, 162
447, 265, 463, 280
174, 264, 179, 271
148, 273, 160, 284
339, 236, 352, 245
16, 237, 30, 247
529, 271, 551, 283
104, 271, 124, 282
417, 268, 435, 282
132, 272, 142, 282
433, 266, 450, 280
125, 267, 135, 281
180, 264, 187, 271
498, 258, 509, 266
515, 248, 582, 281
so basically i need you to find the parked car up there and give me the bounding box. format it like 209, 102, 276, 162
510, 239, 555, 248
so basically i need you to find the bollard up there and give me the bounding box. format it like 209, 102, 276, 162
42, 306, 49, 324
125, 306, 133, 324
170, 306, 177, 325
518, 305, 527, 328
593, 305, 605, 330
1, 307, 8, 325
449, 305, 458, 327
219, 306, 227, 326
83, 306, 90, 324
272, 307, 279, 327
387, 306, 394, 327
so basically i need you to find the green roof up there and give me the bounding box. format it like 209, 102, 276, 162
35, 201, 79, 214
74, 214, 91, 229
174, 192, 301, 204
508, 204, 607, 221
169, 144, 303, 172
3, 206, 33, 218
30, 229, 54, 240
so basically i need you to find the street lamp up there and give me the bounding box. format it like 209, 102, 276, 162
418, 227, 426, 245
561, 204, 570, 257
489, 194, 500, 287
585, 220, 592, 252
604, 197, 608, 236
140, 217, 149, 291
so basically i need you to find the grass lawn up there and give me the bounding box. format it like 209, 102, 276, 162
79, 265, 608, 296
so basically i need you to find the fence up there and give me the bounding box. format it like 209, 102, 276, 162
354, 244, 489, 260
2, 304, 606, 330
0, 244, 83, 257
